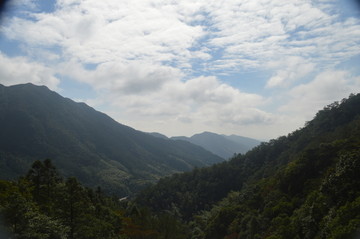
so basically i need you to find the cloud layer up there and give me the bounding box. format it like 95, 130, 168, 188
0, 0, 359, 139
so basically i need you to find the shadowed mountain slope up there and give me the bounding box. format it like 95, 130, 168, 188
0, 83, 223, 196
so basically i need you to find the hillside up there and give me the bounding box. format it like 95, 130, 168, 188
172, 132, 261, 159
136, 93, 360, 238
0, 83, 223, 196
0, 159, 191, 239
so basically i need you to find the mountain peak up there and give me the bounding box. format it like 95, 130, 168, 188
0, 83, 223, 196
8, 82, 48, 89
193, 131, 221, 138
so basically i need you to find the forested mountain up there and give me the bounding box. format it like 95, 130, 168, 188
137, 93, 360, 238
0, 83, 223, 196
172, 132, 261, 159
1, 89, 359, 239
0, 160, 189, 238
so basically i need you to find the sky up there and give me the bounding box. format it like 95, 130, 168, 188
0, 0, 359, 140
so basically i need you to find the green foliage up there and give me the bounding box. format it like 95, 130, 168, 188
0, 159, 196, 239
136, 161, 245, 220
323, 196, 360, 239
2, 88, 360, 238
138, 93, 360, 239
0, 160, 123, 238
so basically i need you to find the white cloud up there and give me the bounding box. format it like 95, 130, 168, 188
5, 0, 358, 69
57, 59, 183, 97
103, 75, 276, 139
65, 70, 274, 137
205, 0, 359, 72
94, 61, 182, 95
1, 0, 359, 140
3, 0, 207, 67
266, 56, 315, 88
3, 0, 359, 74
280, 70, 360, 119
0, 53, 59, 89
117, 75, 272, 129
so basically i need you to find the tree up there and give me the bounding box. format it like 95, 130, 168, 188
26, 159, 62, 210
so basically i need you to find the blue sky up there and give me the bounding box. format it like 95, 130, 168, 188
0, 0, 359, 140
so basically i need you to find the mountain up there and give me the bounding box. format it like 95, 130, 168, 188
172, 131, 261, 159
0, 83, 223, 196
137, 93, 360, 238
148, 132, 168, 139
223, 134, 262, 149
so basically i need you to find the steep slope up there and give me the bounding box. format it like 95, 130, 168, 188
137, 93, 360, 238
172, 131, 261, 159
0, 83, 223, 195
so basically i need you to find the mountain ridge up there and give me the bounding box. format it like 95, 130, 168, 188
171, 131, 261, 159
0, 83, 223, 196
136, 93, 360, 238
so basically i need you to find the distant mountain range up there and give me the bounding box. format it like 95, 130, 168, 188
0, 83, 223, 196
170, 132, 261, 159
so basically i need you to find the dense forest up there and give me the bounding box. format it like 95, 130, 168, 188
1, 93, 360, 238
136, 93, 360, 238
0, 159, 189, 238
